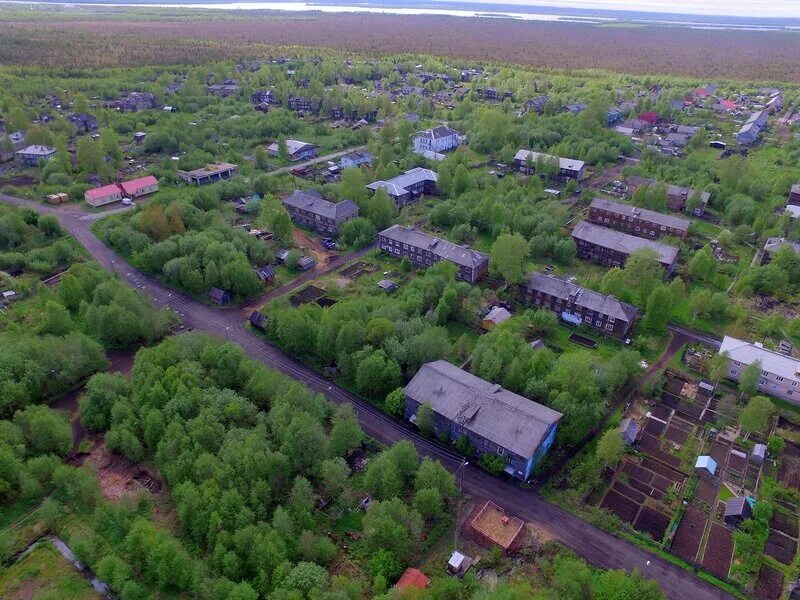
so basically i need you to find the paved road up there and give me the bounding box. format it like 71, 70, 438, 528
266, 145, 368, 177
0, 192, 733, 600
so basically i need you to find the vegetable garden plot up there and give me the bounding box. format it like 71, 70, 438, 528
600, 489, 640, 524
700, 524, 733, 580
611, 482, 646, 504
765, 530, 797, 564
664, 424, 690, 445
695, 478, 718, 505
755, 565, 783, 600
770, 510, 799, 538
644, 417, 666, 436
671, 506, 707, 563
633, 506, 671, 541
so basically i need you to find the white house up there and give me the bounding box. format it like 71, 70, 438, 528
412, 125, 462, 155
720, 335, 800, 405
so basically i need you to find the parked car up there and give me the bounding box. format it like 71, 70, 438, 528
122, 197, 133, 206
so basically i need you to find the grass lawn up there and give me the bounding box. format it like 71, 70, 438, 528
0, 541, 101, 600
719, 484, 735, 502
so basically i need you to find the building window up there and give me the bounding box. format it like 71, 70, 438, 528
777, 376, 784, 382
733, 360, 740, 366
771, 384, 779, 391
761, 371, 768, 377
497, 446, 505, 456
605, 324, 614, 331
729, 369, 738, 376
759, 379, 766, 386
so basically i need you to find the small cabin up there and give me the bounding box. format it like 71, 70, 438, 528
695, 455, 717, 479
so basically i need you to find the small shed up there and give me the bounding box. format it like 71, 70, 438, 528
133, 131, 147, 144
447, 551, 472, 577
530, 338, 546, 350
377, 279, 397, 293
209, 287, 231, 305
723, 497, 753, 527
751, 443, 767, 465
275, 249, 291, 264
254, 265, 276, 285
395, 568, 430, 591
481, 306, 512, 331
297, 256, 316, 271
695, 455, 717, 478
619, 417, 640, 446
249, 310, 268, 331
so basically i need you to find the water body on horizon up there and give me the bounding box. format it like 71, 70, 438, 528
5, 0, 800, 30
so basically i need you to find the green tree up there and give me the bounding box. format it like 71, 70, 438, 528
623, 248, 663, 304
490, 232, 529, 284
643, 285, 671, 333
415, 403, 435, 437
254, 146, 269, 170
596, 428, 625, 466
39, 300, 74, 336
329, 404, 364, 456
384, 388, 405, 417
739, 396, 774, 436
738, 360, 761, 399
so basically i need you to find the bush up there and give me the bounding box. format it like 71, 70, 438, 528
478, 453, 506, 475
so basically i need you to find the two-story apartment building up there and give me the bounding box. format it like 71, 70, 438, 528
378, 225, 488, 283
412, 125, 462, 155
404, 360, 562, 481
16, 145, 56, 167
625, 177, 710, 216
282, 189, 359, 234
287, 96, 321, 114
514, 149, 586, 181
517, 273, 640, 339
340, 150, 372, 170
251, 90, 275, 105
571, 221, 679, 274
588, 197, 690, 240
118, 92, 159, 113
367, 167, 438, 207
720, 336, 800, 405
266, 139, 319, 162
68, 113, 98, 133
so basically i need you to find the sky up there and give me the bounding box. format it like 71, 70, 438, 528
435, 0, 800, 18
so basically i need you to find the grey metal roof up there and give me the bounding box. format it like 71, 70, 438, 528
521, 272, 639, 322
514, 149, 585, 173
379, 224, 488, 269
571, 221, 679, 266
724, 497, 751, 518
590, 197, 690, 232
414, 125, 461, 140
367, 167, 438, 197
405, 360, 562, 459
720, 335, 800, 384
764, 237, 800, 256
268, 139, 318, 155
282, 190, 359, 221
16, 145, 55, 156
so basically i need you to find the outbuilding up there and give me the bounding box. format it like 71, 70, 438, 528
695, 455, 717, 479
724, 497, 753, 527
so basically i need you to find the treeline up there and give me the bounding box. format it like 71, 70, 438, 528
75, 332, 461, 598
265, 261, 491, 400
470, 312, 641, 447
0, 261, 174, 416
95, 190, 270, 299
0, 204, 84, 278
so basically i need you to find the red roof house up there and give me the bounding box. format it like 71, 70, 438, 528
84, 183, 122, 207
119, 175, 159, 198
719, 99, 738, 111
395, 568, 430, 591
637, 111, 660, 125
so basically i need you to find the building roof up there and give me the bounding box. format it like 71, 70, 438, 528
724, 497, 752, 518
514, 149, 585, 174
379, 225, 488, 269
268, 139, 318, 155
282, 189, 359, 221
342, 150, 371, 162
720, 335, 800, 384
571, 221, 679, 266
590, 197, 690, 232
695, 455, 717, 473
483, 306, 512, 325
414, 125, 461, 140
367, 167, 438, 197
521, 273, 639, 322
180, 162, 237, 178
209, 287, 230, 301
16, 144, 55, 156
395, 568, 430, 591
377, 279, 397, 291
405, 360, 562, 459
85, 183, 121, 200
764, 237, 800, 256
119, 175, 158, 195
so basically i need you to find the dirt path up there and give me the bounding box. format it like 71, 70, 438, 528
51, 348, 138, 457
292, 228, 334, 271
